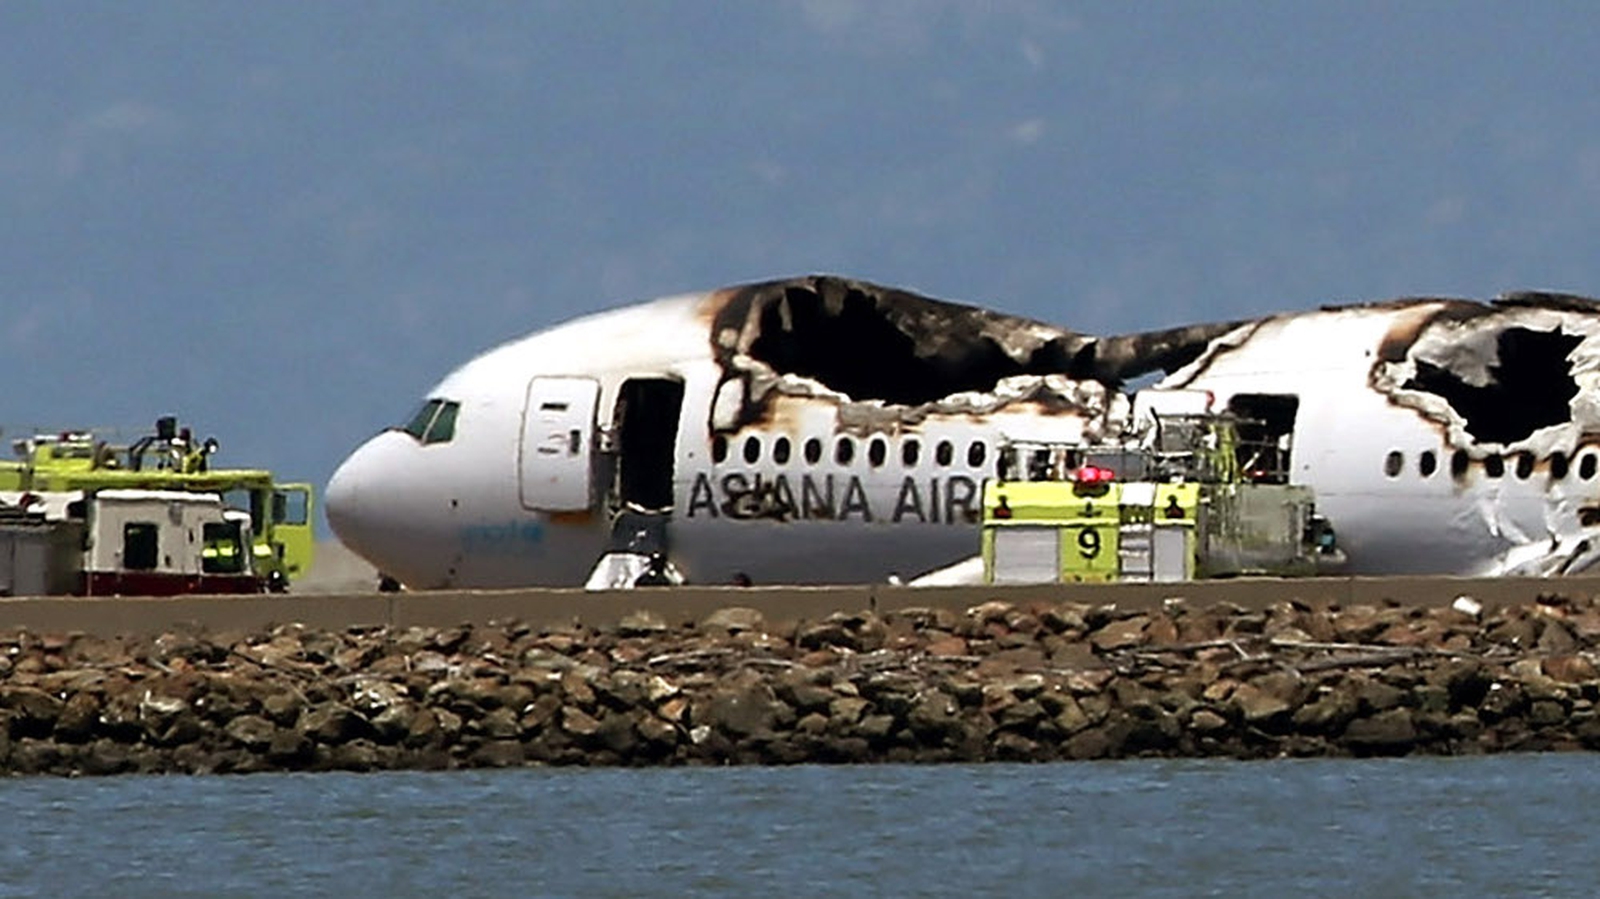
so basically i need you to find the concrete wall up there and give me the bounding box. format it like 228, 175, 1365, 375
0, 575, 1595, 637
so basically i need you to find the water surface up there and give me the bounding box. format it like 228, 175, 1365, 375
0, 755, 1592, 897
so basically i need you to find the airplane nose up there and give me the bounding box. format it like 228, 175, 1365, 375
325, 431, 418, 575
323, 450, 364, 543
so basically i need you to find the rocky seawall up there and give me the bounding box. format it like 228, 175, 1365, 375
2, 593, 1600, 776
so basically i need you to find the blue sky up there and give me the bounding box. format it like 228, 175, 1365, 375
5, 2, 1600, 520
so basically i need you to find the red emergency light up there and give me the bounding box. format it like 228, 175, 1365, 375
1073, 465, 1116, 484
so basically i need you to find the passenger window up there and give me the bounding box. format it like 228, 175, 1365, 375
835, 438, 855, 465
1514, 452, 1534, 480
773, 437, 791, 465
1418, 450, 1437, 478
1451, 449, 1469, 478
936, 440, 954, 466
902, 439, 921, 467
868, 438, 886, 468
124, 522, 159, 571
743, 436, 761, 464
1552, 451, 1570, 480
423, 401, 459, 444
1485, 454, 1505, 478
1582, 454, 1598, 481
804, 438, 822, 465
1383, 451, 1403, 478
968, 441, 986, 468
711, 435, 728, 464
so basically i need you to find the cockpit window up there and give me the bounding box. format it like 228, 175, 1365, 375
402, 401, 441, 439
397, 399, 461, 444
425, 402, 459, 444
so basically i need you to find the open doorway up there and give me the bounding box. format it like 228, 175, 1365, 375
613, 378, 684, 511
1227, 393, 1298, 483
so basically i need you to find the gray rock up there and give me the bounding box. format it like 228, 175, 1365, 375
795, 619, 859, 652
1090, 616, 1149, 651
1064, 724, 1119, 760
701, 607, 767, 633
472, 707, 523, 741
617, 610, 670, 637
53, 693, 100, 743
1343, 709, 1417, 752
1537, 619, 1578, 655
828, 696, 871, 726
157, 711, 205, 748
469, 740, 526, 768
1229, 683, 1292, 724
299, 703, 371, 744
521, 694, 564, 732
225, 715, 279, 751
905, 690, 962, 742
996, 700, 1046, 729
350, 678, 410, 716
398, 707, 441, 748
266, 730, 313, 766
857, 714, 897, 741
560, 670, 597, 709
370, 702, 417, 744
261, 691, 304, 727
795, 713, 829, 735
1354, 678, 1407, 714
1052, 696, 1093, 735
636, 714, 680, 749
1529, 699, 1567, 727
595, 713, 638, 756
1292, 689, 1358, 734
561, 706, 602, 738
691, 681, 780, 738
776, 673, 837, 712
1478, 682, 1526, 722
327, 739, 383, 771
992, 731, 1039, 761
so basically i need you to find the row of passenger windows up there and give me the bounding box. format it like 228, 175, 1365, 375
710, 434, 989, 469
1382, 448, 1600, 481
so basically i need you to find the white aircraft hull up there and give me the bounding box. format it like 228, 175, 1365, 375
327, 276, 1600, 587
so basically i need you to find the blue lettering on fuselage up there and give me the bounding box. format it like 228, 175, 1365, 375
460, 519, 546, 551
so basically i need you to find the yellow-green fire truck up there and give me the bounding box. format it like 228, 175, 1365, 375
0, 417, 313, 590
981, 408, 1341, 584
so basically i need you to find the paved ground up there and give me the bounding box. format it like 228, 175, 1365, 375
295, 541, 378, 595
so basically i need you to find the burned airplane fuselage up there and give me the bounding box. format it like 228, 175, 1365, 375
685, 276, 1600, 577
1153, 290, 1600, 574
327, 271, 1600, 591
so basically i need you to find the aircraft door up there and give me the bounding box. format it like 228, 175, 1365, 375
519, 376, 601, 511
614, 377, 684, 512
1227, 393, 1299, 483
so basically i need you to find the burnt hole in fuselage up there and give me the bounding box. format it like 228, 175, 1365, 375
708, 276, 1246, 436
1402, 327, 1581, 445
742, 283, 1077, 405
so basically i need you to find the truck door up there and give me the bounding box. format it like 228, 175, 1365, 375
272, 484, 315, 582
520, 376, 600, 511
